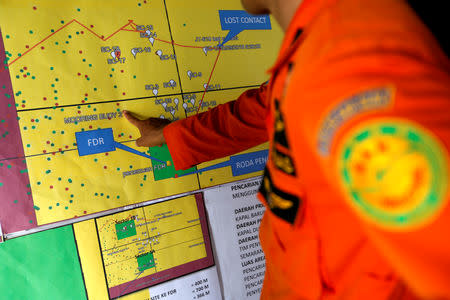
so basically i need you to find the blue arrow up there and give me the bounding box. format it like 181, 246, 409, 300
114, 141, 166, 164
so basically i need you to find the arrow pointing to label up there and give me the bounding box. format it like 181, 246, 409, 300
113, 142, 166, 164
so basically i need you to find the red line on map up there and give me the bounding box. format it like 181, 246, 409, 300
4, 19, 76, 68
197, 48, 222, 114
1, 19, 135, 72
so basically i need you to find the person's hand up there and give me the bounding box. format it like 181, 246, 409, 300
123, 110, 171, 147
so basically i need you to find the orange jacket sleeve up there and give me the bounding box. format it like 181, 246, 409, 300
163, 83, 269, 170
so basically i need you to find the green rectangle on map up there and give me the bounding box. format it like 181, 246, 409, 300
150, 144, 196, 180
115, 219, 137, 240
137, 252, 156, 271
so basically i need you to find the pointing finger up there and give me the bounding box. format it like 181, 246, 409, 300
123, 110, 143, 128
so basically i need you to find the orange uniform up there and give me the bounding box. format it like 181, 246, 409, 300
164, 0, 450, 299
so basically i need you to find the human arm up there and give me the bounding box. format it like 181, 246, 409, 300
163, 83, 270, 170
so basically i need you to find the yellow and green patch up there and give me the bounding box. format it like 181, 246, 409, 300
337, 119, 448, 230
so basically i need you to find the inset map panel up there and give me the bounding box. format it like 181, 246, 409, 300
96, 194, 213, 298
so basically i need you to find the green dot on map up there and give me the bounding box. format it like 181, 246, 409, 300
77, 8, 80, 12
5, 35, 10, 39
0, 182, 3, 187
45, 170, 51, 174
62, 50, 66, 54
29, 30, 33, 34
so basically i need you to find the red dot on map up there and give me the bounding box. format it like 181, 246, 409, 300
79, 50, 82, 54
122, 92, 126, 95
105, 153, 109, 156
41, 46, 45, 50
31, 119, 34, 122
50, 185, 53, 189
77, 73, 81, 76
33, 6, 37, 10
90, 25, 94, 28
81, 31, 84, 34
104, 166, 107, 169
89, 125, 92, 129
85, 93, 88, 96
83, 211, 87, 214
24, 67, 27, 70
43, 97, 47, 100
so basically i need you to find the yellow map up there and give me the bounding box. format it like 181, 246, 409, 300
0, 0, 281, 226
74, 194, 213, 299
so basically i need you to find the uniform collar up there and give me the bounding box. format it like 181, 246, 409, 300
268, 0, 335, 74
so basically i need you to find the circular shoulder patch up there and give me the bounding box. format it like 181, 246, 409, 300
336, 118, 449, 230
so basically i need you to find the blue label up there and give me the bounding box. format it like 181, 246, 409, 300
230, 150, 269, 176
218, 10, 271, 47
75, 128, 116, 156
